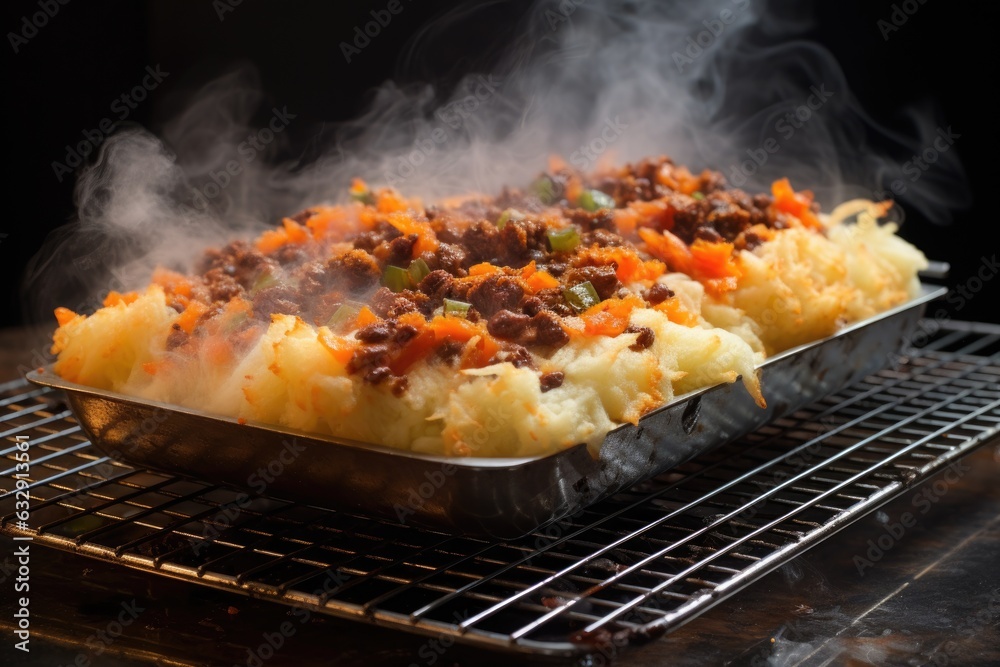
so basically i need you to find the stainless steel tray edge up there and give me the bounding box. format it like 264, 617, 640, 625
26, 285, 946, 538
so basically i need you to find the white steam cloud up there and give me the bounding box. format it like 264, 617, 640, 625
24, 0, 969, 323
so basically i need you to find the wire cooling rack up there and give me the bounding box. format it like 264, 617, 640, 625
2, 320, 999, 659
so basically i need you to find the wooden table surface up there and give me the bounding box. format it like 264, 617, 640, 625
1, 325, 998, 667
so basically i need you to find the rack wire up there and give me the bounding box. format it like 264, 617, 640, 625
2, 320, 999, 659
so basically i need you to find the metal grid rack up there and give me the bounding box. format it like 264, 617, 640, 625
2, 320, 999, 660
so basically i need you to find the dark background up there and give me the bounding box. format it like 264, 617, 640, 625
1, 0, 996, 332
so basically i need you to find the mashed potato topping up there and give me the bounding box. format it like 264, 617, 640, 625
51, 157, 927, 457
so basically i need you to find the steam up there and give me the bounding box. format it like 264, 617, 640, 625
24, 0, 969, 324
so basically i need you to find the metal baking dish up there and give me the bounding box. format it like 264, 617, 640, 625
27, 284, 946, 539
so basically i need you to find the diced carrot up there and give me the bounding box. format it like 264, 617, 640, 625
690, 239, 741, 281
142, 361, 161, 375
388, 328, 438, 375
430, 316, 499, 368
635, 259, 667, 282
655, 164, 678, 190
54, 307, 78, 327
771, 178, 822, 229
658, 164, 700, 195
305, 206, 350, 240
256, 218, 310, 253
176, 301, 210, 334
284, 217, 309, 243
397, 311, 427, 330
354, 306, 379, 328
428, 315, 481, 341
613, 208, 640, 237
385, 211, 439, 254
654, 296, 700, 327
256, 229, 287, 253
358, 205, 379, 228
771, 177, 793, 201
460, 334, 501, 369
375, 189, 411, 213
677, 168, 701, 195
384, 315, 503, 374
318, 329, 357, 365
521, 262, 559, 291
151, 268, 193, 298
525, 270, 560, 292
613, 199, 675, 237
103, 291, 139, 307
703, 276, 740, 298
638, 227, 693, 275
223, 296, 252, 318
574, 247, 666, 283
469, 262, 502, 277
564, 174, 583, 205
580, 297, 640, 337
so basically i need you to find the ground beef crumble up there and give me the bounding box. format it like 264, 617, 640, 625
182, 155, 791, 392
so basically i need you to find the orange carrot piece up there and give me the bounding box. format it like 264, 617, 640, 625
564, 174, 583, 205
772, 178, 822, 229
580, 298, 638, 337
388, 329, 438, 375
525, 270, 560, 292
575, 247, 666, 283
305, 206, 351, 241
469, 262, 502, 277
151, 268, 193, 298
690, 239, 741, 280
375, 189, 410, 214
282, 217, 309, 243
614, 199, 675, 238
255, 218, 309, 253
654, 296, 699, 326
638, 227, 693, 275
176, 302, 210, 334
255, 228, 288, 253
397, 311, 427, 330
318, 330, 357, 365
54, 307, 78, 326
428, 315, 481, 341
460, 334, 501, 369
103, 291, 139, 307
385, 212, 439, 255
353, 306, 379, 329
